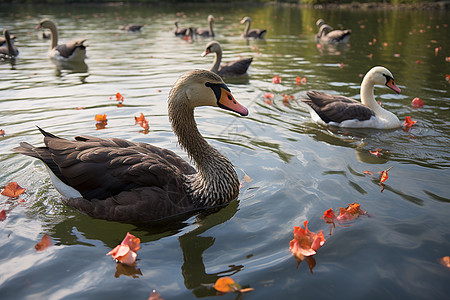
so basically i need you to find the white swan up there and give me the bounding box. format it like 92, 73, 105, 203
301, 66, 402, 129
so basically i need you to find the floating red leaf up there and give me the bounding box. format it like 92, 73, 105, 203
380, 166, 392, 183
135, 113, 150, 130
0, 209, 6, 221
336, 203, 367, 223
289, 220, 325, 258
411, 97, 424, 108
369, 150, 381, 157
0, 129, 4, 136
95, 114, 107, 123
1, 182, 25, 198
403, 116, 417, 130
35, 234, 52, 252
272, 75, 281, 84
439, 256, 450, 269
107, 232, 141, 266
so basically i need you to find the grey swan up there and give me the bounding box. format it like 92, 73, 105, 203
301, 66, 401, 129
195, 15, 215, 37
201, 41, 252, 77
13, 70, 249, 223
37, 19, 87, 61
120, 24, 145, 32
174, 21, 188, 36
240, 16, 266, 39
0, 31, 16, 47
315, 21, 351, 44
0, 29, 19, 59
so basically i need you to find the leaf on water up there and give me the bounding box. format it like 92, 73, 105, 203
107, 232, 141, 266
380, 166, 393, 184
1, 182, 26, 198
135, 113, 150, 130
289, 220, 326, 260
337, 203, 368, 223
213, 277, 253, 294
369, 150, 381, 157
214, 277, 239, 293
0, 129, 5, 136
438, 256, 450, 269
116, 92, 124, 102
35, 234, 52, 252
363, 170, 373, 175
95, 114, 107, 123
272, 75, 281, 84
0, 209, 6, 221
411, 97, 424, 108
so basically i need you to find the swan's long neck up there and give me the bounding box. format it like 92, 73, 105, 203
210, 49, 222, 74
360, 73, 400, 127
209, 19, 214, 36
244, 20, 251, 36
46, 22, 58, 49
4, 32, 15, 56
168, 90, 239, 208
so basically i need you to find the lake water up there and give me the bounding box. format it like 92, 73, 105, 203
1, 3, 449, 300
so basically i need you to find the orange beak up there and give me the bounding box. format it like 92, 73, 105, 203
201, 49, 210, 57
217, 86, 248, 116
386, 77, 401, 94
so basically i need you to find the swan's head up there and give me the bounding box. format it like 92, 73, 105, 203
240, 17, 251, 24
367, 66, 401, 94
201, 41, 221, 57
170, 69, 248, 116
208, 15, 215, 23
3, 29, 10, 40
318, 24, 333, 36
316, 19, 325, 28
37, 19, 54, 30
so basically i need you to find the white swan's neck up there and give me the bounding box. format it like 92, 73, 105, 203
168, 89, 239, 207
360, 74, 400, 128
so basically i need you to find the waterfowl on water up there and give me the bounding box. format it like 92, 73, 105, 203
240, 16, 266, 39
315, 19, 351, 44
120, 24, 145, 32
202, 41, 252, 77
0, 29, 19, 58
195, 15, 215, 37
316, 24, 352, 44
14, 69, 248, 223
301, 66, 402, 129
174, 21, 188, 36
0, 32, 16, 47
37, 19, 87, 61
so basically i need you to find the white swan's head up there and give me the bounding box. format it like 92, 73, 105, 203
201, 41, 221, 57
240, 16, 251, 24
37, 19, 55, 30
208, 15, 215, 23
366, 66, 401, 94
170, 69, 248, 116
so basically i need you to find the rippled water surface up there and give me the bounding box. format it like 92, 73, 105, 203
1, 3, 449, 300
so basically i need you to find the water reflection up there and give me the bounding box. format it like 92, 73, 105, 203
52, 59, 89, 82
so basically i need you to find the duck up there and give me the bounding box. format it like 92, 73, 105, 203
119, 24, 144, 32
195, 15, 215, 37
301, 66, 402, 129
174, 21, 188, 36
240, 16, 266, 39
0, 29, 19, 59
37, 19, 87, 61
201, 41, 252, 77
13, 69, 249, 223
